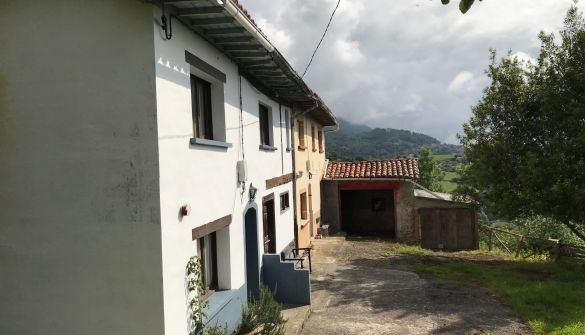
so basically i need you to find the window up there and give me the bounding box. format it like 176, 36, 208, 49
259, 104, 271, 146
372, 198, 386, 212
198, 232, 218, 293
280, 192, 290, 212
297, 120, 306, 150
318, 130, 324, 153
191, 74, 213, 140
285, 108, 291, 150
300, 192, 308, 220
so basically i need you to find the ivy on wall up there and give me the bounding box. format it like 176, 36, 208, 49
186, 256, 208, 335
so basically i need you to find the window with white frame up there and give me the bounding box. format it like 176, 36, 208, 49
259, 104, 272, 146
185, 50, 227, 144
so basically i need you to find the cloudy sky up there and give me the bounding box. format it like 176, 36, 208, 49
239, 0, 584, 143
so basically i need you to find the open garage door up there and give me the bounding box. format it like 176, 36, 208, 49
340, 190, 395, 237
419, 208, 478, 251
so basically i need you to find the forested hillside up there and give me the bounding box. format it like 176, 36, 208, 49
325, 118, 462, 161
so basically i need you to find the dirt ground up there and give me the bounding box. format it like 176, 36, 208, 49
300, 236, 531, 335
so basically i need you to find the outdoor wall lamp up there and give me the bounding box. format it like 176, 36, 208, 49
249, 183, 258, 201
180, 204, 191, 216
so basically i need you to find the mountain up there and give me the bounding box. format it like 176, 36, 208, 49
325, 118, 462, 161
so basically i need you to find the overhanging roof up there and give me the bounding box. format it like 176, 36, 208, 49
160, 0, 337, 126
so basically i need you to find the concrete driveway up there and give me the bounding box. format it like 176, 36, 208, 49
300, 237, 530, 335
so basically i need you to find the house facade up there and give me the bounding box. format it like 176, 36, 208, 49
293, 109, 336, 248
0, 1, 331, 334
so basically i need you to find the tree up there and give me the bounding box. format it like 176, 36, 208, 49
440, 0, 483, 14
417, 147, 444, 192
458, 5, 585, 242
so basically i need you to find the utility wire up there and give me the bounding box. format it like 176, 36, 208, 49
301, 0, 341, 78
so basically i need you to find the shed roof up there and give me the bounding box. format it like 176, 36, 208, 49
325, 159, 419, 180
160, 0, 337, 126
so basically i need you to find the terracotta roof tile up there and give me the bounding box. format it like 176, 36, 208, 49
325, 159, 419, 180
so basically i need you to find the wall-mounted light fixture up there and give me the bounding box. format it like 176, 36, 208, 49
249, 184, 258, 201
180, 204, 191, 216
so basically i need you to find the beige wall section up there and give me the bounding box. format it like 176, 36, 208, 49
293, 109, 327, 248
0, 1, 164, 335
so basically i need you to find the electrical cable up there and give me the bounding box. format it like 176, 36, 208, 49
301, 0, 341, 78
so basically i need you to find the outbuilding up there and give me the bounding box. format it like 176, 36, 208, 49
321, 159, 479, 250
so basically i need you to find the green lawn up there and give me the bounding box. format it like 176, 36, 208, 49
432, 154, 455, 162
414, 259, 585, 335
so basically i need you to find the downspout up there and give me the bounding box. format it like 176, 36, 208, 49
291, 101, 319, 249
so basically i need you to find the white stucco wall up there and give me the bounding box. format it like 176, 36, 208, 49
0, 1, 164, 335
153, 9, 294, 334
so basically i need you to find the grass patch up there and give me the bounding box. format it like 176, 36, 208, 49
380, 243, 431, 257
440, 180, 458, 192
414, 258, 585, 334
433, 154, 454, 161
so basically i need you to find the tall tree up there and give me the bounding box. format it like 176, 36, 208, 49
458, 5, 585, 242
418, 147, 444, 192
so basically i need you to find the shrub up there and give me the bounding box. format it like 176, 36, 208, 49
235, 286, 285, 335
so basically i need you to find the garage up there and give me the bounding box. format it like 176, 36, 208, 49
340, 189, 395, 237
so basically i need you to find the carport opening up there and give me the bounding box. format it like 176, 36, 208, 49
340, 189, 396, 237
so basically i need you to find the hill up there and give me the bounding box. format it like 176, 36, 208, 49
325, 118, 462, 161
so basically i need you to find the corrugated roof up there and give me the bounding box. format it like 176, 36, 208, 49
325, 159, 420, 180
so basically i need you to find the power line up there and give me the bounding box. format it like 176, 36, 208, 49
301, 0, 341, 78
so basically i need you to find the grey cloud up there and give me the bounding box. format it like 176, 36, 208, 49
240, 0, 583, 143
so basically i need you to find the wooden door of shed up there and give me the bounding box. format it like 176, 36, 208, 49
419, 208, 478, 250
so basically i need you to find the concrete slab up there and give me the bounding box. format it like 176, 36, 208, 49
282, 304, 311, 335
301, 237, 530, 335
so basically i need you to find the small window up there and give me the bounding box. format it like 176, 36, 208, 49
191, 75, 213, 140
372, 198, 386, 212
300, 192, 308, 220
298, 120, 306, 150
318, 130, 324, 153
259, 104, 271, 146
280, 192, 290, 212
198, 232, 218, 293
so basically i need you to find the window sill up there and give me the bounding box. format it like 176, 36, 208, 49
259, 144, 278, 151
312, 149, 317, 152
300, 219, 310, 227
319, 150, 324, 154
286, 147, 292, 152
190, 138, 232, 149
204, 289, 239, 322
280, 207, 290, 215
298, 145, 306, 151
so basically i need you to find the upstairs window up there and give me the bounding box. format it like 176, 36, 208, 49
259, 104, 271, 146
297, 120, 306, 150
311, 125, 316, 152
280, 192, 290, 212
198, 232, 218, 294
300, 192, 308, 220
191, 75, 213, 140
318, 130, 324, 153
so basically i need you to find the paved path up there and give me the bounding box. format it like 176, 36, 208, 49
300, 237, 530, 335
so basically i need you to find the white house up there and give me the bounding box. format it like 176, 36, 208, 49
0, 1, 334, 334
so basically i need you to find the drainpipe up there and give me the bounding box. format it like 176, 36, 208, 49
291, 101, 319, 249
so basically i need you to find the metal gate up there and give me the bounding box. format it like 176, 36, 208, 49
419, 208, 478, 251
